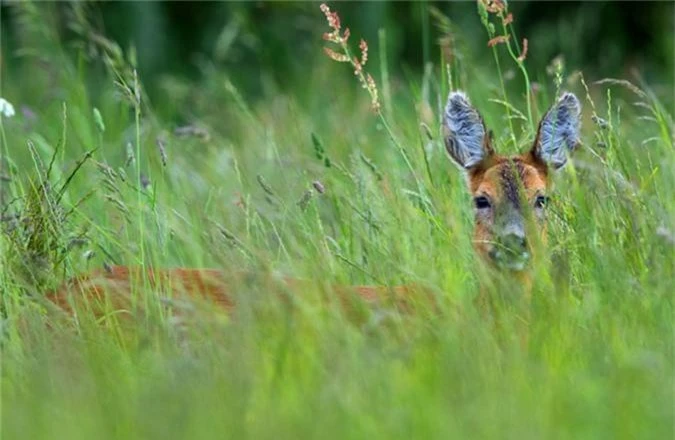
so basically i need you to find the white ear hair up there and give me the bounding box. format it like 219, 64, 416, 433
534, 92, 581, 169
442, 91, 490, 170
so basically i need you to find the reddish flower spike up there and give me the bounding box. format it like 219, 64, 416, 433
517, 38, 528, 62
503, 13, 513, 26
359, 39, 368, 66
487, 35, 510, 47
323, 47, 350, 63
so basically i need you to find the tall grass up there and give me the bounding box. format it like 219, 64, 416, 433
1, 2, 673, 439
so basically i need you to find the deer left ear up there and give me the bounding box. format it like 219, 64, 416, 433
442, 91, 494, 171
530, 92, 582, 170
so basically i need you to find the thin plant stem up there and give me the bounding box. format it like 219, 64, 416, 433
133, 69, 145, 271
378, 28, 392, 121
339, 40, 428, 205
499, 16, 533, 130
489, 46, 518, 148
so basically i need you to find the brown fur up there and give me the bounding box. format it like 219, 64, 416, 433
47, 265, 434, 323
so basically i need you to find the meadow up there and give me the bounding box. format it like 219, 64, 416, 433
1, 2, 673, 439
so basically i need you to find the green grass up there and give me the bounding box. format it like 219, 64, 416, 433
1, 3, 673, 439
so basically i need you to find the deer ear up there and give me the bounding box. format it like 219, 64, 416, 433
442, 91, 493, 170
531, 92, 581, 170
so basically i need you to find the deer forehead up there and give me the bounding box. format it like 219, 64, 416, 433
469, 156, 548, 201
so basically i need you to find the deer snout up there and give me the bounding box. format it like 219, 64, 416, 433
501, 232, 527, 254
490, 221, 531, 271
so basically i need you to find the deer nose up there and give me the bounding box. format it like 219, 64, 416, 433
501, 232, 527, 254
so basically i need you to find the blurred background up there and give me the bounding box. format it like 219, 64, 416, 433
1, 1, 673, 106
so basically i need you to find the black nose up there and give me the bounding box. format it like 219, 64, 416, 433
502, 233, 527, 253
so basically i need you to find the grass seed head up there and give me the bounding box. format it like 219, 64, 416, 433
312, 180, 326, 194
125, 142, 136, 168
297, 190, 313, 211
256, 174, 276, 198
156, 136, 168, 167
93, 107, 106, 133
592, 115, 610, 130
174, 124, 211, 141
140, 173, 151, 190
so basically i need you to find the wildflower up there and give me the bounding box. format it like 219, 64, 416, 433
320, 3, 340, 32
320, 3, 381, 114
353, 58, 363, 75
0, 97, 15, 118
324, 47, 350, 63
365, 74, 380, 112
482, 0, 505, 14
503, 13, 513, 25
323, 32, 340, 44
320, 3, 346, 43
359, 39, 368, 66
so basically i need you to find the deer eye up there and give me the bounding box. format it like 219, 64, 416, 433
534, 195, 549, 209
474, 196, 492, 210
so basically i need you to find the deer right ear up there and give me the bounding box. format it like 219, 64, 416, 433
442, 91, 493, 170
530, 92, 581, 170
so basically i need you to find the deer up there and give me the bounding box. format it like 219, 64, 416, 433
442, 91, 581, 342
44, 91, 581, 337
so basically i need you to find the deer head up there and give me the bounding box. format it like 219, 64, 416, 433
443, 91, 581, 271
